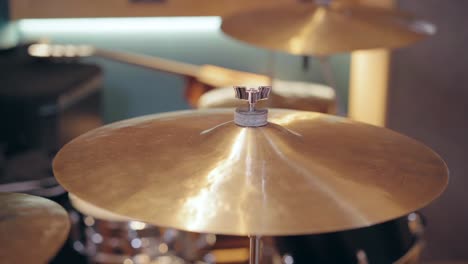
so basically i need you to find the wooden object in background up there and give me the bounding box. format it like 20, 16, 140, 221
9, 0, 290, 19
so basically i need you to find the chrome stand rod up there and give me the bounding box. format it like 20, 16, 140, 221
249, 235, 261, 264
318, 56, 338, 93
318, 56, 343, 115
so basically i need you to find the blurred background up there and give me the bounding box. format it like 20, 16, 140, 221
0, 0, 467, 263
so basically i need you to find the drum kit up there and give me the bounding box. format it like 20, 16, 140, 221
1, 1, 453, 264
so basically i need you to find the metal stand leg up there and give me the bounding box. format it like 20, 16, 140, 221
249, 235, 261, 264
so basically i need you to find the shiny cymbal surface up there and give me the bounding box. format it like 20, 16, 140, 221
221, 3, 435, 55
69, 193, 131, 221
0, 192, 70, 263
53, 109, 448, 236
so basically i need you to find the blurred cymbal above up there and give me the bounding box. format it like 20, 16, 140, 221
0, 192, 70, 263
221, 1, 436, 55
53, 108, 448, 236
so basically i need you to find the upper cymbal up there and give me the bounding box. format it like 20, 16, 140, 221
0, 192, 70, 263
53, 109, 448, 236
221, 2, 435, 55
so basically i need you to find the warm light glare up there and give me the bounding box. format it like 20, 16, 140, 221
129, 221, 147, 230
210, 248, 250, 263
181, 128, 247, 231
269, 112, 319, 127
17, 17, 221, 34
83, 216, 95, 226
28, 43, 95, 58
158, 243, 169, 253
123, 258, 134, 264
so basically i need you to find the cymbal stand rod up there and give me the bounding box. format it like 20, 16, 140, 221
267, 51, 276, 80
318, 56, 343, 115
249, 235, 261, 264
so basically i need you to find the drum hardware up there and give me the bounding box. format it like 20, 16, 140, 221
392, 213, 426, 264
249, 236, 262, 264
394, 240, 425, 264
233, 86, 271, 127
221, 1, 436, 56
69, 205, 428, 264
0, 192, 70, 264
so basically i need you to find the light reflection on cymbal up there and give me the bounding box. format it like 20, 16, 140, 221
269, 111, 321, 126
182, 128, 247, 232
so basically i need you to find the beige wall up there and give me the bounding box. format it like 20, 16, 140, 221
388, 0, 468, 260
348, 0, 394, 126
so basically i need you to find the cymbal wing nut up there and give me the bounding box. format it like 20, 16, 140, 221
233, 86, 271, 127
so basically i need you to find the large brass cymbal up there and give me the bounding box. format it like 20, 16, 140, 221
0, 192, 70, 263
53, 109, 448, 236
69, 193, 131, 221
221, 3, 435, 55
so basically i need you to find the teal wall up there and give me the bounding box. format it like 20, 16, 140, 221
0, 0, 17, 48
16, 17, 350, 123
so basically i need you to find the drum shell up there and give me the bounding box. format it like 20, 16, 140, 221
68, 208, 216, 263
274, 214, 424, 264
196, 80, 337, 114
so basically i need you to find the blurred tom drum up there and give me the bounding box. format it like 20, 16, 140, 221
196, 80, 337, 114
